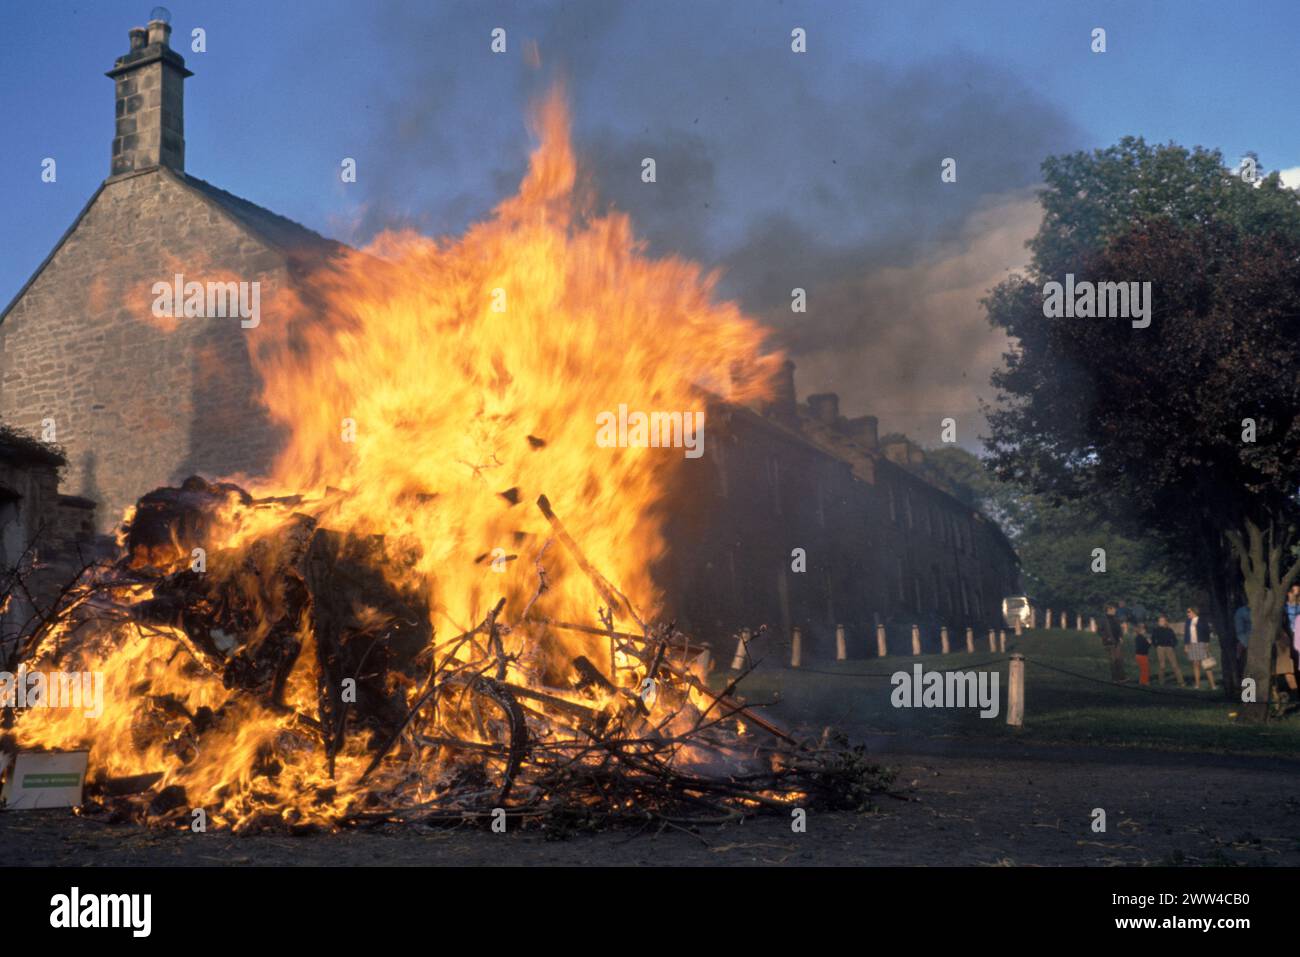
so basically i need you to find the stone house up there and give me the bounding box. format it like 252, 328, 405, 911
0, 16, 341, 533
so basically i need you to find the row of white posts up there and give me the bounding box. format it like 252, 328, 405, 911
734, 623, 1011, 671
732, 623, 1035, 727
735, 607, 1100, 673
1036, 608, 1098, 632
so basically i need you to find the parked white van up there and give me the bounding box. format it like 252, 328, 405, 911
1002, 595, 1035, 628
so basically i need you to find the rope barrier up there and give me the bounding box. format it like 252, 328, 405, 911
1025, 657, 1210, 700
760, 651, 1212, 701
784, 656, 1010, 678
738, 627, 1224, 704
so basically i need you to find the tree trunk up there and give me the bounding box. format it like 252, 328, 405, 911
1227, 517, 1300, 723
1195, 525, 1239, 701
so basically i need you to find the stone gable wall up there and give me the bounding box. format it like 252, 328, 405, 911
0, 170, 291, 531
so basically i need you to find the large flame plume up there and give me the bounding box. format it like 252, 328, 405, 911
8, 88, 819, 830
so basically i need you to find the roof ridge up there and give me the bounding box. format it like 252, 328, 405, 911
169, 168, 350, 255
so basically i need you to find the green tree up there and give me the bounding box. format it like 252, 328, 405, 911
984, 138, 1300, 717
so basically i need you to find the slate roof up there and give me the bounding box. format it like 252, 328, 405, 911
175, 170, 349, 260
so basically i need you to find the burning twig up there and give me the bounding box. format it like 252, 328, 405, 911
535, 495, 645, 631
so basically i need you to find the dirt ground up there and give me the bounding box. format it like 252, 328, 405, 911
5, 735, 1298, 866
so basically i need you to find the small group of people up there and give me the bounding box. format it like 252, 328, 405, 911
1097, 587, 1300, 697
1098, 600, 1217, 690
1235, 584, 1300, 698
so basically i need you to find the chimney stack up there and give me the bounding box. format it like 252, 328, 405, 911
807, 393, 840, 426
847, 415, 879, 449
881, 437, 910, 465
764, 359, 798, 422
106, 8, 193, 176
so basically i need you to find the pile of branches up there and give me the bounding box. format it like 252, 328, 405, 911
13, 477, 892, 833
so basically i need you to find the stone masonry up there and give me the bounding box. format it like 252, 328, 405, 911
0, 18, 337, 531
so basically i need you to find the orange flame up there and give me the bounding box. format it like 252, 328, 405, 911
13, 86, 780, 828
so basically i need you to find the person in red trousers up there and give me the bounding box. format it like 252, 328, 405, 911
1133, 622, 1152, 686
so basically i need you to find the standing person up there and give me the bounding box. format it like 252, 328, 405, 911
1234, 602, 1251, 681
1100, 602, 1127, 683
1286, 584, 1300, 668
1184, 605, 1217, 691
1286, 584, 1300, 632
1151, 614, 1185, 687
1128, 598, 1148, 630
1273, 625, 1299, 702
1115, 599, 1132, 637
1133, 622, 1152, 686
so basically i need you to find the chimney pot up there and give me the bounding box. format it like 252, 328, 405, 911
146, 18, 171, 47
129, 27, 147, 50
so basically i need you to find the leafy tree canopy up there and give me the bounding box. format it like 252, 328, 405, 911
986, 137, 1300, 533
982, 137, 1300, 714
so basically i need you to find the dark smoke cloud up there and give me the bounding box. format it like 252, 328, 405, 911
347, 0, 1083, 446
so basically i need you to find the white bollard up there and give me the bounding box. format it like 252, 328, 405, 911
911, 624, 922, 656
940, 626, 950, 654
790, 627, 802, 668
999, 630, 1006, 653
988, 629, 996, 652
1090, 617, 1097, 633
835, 624, 847, 661
1007, 653, 1025, 728
876, 623, 888, 657
730, 628, 751, 670
1015, 618, 1023, 637
1076, 613, 1083, 631
965, 627, 974, 653
1046, 609, 1053, 629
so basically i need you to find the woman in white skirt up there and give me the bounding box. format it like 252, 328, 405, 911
1183, 605, 1216, 691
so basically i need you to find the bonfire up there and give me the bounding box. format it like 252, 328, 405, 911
2, 87, 888, 832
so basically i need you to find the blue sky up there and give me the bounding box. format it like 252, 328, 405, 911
2, 0, 1297, 436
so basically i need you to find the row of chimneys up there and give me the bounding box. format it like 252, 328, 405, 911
766, 361, 926, 466
764, 360, 881, 450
